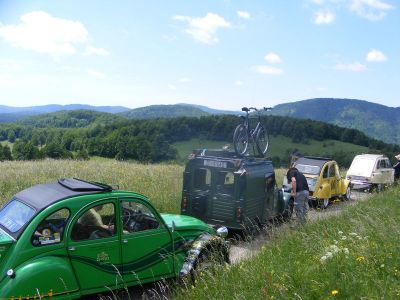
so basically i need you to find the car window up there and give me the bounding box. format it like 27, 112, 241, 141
296, 164, 320, 175
193, 168, 211, 189
32, 208, 70, 246
71, 203, 115, 241
328, 164, 335, 178
121, 201, 159, 234
322, 166, 329, 178
385, 159, 392, 168
377, 160, 385, 169
0, 198, 36, 233
216, 171, 235, 193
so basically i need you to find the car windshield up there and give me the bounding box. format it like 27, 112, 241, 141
0, 198, 36, 233
295, 164, 320, 175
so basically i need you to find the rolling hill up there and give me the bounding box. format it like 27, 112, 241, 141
271, 98, 400, 145
19, 110, 126, 128
0, 104, 130, 123
119, 104, 211, 119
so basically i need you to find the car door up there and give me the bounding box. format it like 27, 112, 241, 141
119, 198, 175, 284
67, 200, 122, 291
382, 158, 394, 184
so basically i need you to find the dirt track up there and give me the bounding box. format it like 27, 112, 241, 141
229, 190, 370, 264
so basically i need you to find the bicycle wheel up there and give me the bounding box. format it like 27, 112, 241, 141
233, 124, 249, 155
255, 126, 269, 156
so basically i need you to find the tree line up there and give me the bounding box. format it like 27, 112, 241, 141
0, 114, 399, 166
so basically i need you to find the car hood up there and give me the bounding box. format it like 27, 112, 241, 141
160, 213, 214, 233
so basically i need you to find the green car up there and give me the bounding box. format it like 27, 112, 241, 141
0, 178, 229, 299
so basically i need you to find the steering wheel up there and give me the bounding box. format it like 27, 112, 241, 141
122, 208, 132, 227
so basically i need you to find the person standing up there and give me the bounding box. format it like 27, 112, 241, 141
286, 167, 309, 225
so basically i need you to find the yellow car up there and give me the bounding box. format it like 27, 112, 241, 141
285, 156, 351, 208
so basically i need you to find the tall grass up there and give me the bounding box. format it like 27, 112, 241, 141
174, 186, 400, 299
0, 159, 184, 213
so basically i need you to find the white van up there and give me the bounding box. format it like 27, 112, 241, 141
346, 154, 394, 191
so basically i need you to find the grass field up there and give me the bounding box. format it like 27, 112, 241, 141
173, 136, 370, 164
0, 159, 184, 213
174, 186, 400, 299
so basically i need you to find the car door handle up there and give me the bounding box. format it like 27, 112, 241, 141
68, 246, 76, 251
122, 239, 128, 244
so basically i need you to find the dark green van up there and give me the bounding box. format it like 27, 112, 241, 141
181, 149, 291, 230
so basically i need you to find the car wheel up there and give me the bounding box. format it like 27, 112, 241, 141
319, 199, 329, 209
343, 186, 351, 201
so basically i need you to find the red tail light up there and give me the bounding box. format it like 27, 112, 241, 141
236, 207, 242, 222
182, 196, 187, 211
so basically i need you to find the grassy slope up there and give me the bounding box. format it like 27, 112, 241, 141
173, 136, 369, 162
0, 160, 184, 213
175, 187, 400, 299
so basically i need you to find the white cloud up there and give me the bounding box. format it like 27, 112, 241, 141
0, 11, 88, 56
366, 49, 387, 62
237, 11, 251, 19
168, 84, 177, 90
173, 13, 231, 44
264, 52, 282, 64
84, 46, 110, 56
334, 62, 367, 71
86, 69, 106, 78
254, 65, 284, 75
349, 0, 394, 21
179, 77, 191, 83
314, 11, 336, 24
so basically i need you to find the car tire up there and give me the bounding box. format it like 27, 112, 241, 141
343, 186, 351, 201
319, 198, 329, 209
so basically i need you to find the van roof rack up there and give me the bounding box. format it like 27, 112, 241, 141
190, 149, 265, 160
58, 178, 114, 192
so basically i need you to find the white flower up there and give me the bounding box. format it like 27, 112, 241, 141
341, 236, 347, 240
330, 245, 340, 253
349, 232, 358, 236
333, 240, 338, 244
343, 248, 349, 255
338, 231, 343, 235
320, 255, 328, 263
326, 251, 333, 259
380, 264, 385, 268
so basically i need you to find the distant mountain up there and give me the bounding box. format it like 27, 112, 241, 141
119, 104, 212, 119
0, 104, 130, 123
19, 110, 126, 128
270, 98, 400, 145
177, 103, 241, 115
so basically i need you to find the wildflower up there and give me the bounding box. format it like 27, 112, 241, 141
341, 236, 347, 240
349, 232, 358, 236
331, 290, 339, 296
326, 251, 333, 259
343, 248, 349, 255
330, 245, 339, 253
380, 264, 385, 268
338, 231, 343, 235
320, 255, 328, 263
333, 240, 338, 245
356, 256, 365, 262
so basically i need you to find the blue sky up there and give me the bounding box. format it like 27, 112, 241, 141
0, 0, 398, 110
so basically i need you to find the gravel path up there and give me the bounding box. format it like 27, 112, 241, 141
229, 190, 371, 264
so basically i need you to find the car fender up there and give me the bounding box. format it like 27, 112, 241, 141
179, 233, 229, 277
0, 256, 79, 299
314, 182, 331, 199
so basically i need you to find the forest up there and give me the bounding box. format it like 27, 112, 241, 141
0, 110, 399, 167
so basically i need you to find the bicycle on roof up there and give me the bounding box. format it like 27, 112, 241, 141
233, 106, 271, 156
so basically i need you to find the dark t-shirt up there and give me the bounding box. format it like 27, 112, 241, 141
287, 169, 309, 192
